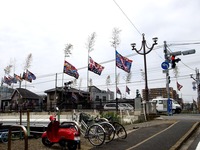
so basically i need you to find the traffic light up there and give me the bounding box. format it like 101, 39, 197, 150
168, 76, 171, 84
171, 55, 181, 68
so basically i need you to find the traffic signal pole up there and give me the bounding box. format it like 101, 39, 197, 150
163, 41, 172, 115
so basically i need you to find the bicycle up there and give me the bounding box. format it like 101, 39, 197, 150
73, 112, 106, 146
98, 116, 127, 139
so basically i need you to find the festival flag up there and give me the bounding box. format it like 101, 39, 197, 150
63, 60, 79, 79
22, 72, 32, 82
116, 86, 121, 95
116, 51, 132, 73
177, 82, 183, 91
8, 75, 17, 84
14, 73, 23, 82
88, 57, 104, 75
27, 70, 36, 80
126, 85, 130, 94
3, 76, 12, 86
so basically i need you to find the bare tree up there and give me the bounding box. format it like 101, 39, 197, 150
173, 66, 179, 78
111, 27, 121, 50
89, 78, 93, 86
116, 73, 120, 84
79, 78, 82, 90
126, 72, 132, 84
24, 53, 32, 70
86, 32, 96, 52
4, 65, 13, 75
64, 43, 73, 57
106, 75, 111, 86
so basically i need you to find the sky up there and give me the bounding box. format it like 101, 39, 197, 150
1, 0, 200, 103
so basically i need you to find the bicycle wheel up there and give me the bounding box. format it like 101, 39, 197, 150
1, 132, 8, 143
113, 122, 127, 139
99, 122, 115, 143
87, 124, 106, 146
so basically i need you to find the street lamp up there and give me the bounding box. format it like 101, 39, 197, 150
131, 33, 158, 121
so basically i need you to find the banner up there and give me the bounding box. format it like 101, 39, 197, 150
63, 60, 79, 79
177, 82, 183, 91
88, 57, 104, 75
116, 51, 132, 73
22, 72, 32, 82
126, 85, 130, 94
116, 87, 121, 95
27, 70, 36, 80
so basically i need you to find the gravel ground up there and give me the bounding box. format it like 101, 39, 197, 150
0, 136, 93, 150
0, 118, 175, 150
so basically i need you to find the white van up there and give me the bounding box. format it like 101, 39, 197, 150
151, 97, 182, 114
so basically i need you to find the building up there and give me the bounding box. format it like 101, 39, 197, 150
0, 87, 41, 112
44, 85, 114, 111
142, 87, 181, 102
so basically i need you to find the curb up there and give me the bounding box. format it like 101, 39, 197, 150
169, 121, 200, 150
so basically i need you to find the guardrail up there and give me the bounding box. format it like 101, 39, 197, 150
8, 125, 28, 150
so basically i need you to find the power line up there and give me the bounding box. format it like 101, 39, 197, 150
112, 0, 142, 36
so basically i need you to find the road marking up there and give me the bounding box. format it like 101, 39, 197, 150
170, 122, 200, 150
196, 141, 200, 150
125, 121, 179, 150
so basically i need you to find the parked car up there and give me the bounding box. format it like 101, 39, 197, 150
120, 103, 134, 111
103, 103, 133, 111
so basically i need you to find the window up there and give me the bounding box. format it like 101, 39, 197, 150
102, 96, 106, 102
158, 100, 163, 104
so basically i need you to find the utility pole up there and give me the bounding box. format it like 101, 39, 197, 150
163, 41, 172, 115
190, 68, 200, 112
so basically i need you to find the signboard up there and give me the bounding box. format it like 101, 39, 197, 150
161, 61, 169, 70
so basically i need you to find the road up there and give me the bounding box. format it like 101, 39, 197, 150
91, 114, 200, 150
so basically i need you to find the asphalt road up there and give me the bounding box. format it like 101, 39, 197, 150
91, 114, 200, 150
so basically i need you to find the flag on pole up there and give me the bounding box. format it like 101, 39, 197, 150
27, 70, 36, 80
3, 76, 12, 86
22, 72, 32, 82
116, 87, 122, 95
88, 57, 104, 75
14, 73, 23, 82
177, 82, 183, 91
8, 75, 17, 84
126, 85, 130, 94
63, 60, 79, 79
116, 51, 132, 73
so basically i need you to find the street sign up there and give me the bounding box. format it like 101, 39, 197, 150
170, 51, 182, 56
161, 61, 169, 70
182, 49, 196, 55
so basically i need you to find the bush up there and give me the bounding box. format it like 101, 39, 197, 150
100, 111, 120, 122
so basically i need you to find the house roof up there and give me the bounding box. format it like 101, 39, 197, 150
11, 88, 40, 100
44, 87, 88, 94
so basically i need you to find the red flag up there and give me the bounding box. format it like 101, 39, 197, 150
177, 82, 183, 91
116, 51, 132, 73
63, 61, 79, 79
126, 86, 130, 94
88, 57, 104, 75
116, 87, 121, 95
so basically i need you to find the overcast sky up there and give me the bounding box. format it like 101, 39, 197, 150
1, 0, 200, 102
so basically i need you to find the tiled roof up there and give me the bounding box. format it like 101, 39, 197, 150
14, 88, 40, 99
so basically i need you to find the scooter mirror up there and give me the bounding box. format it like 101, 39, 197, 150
56, 107, 59, 111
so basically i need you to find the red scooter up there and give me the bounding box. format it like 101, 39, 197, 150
42, 114, 80, 150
